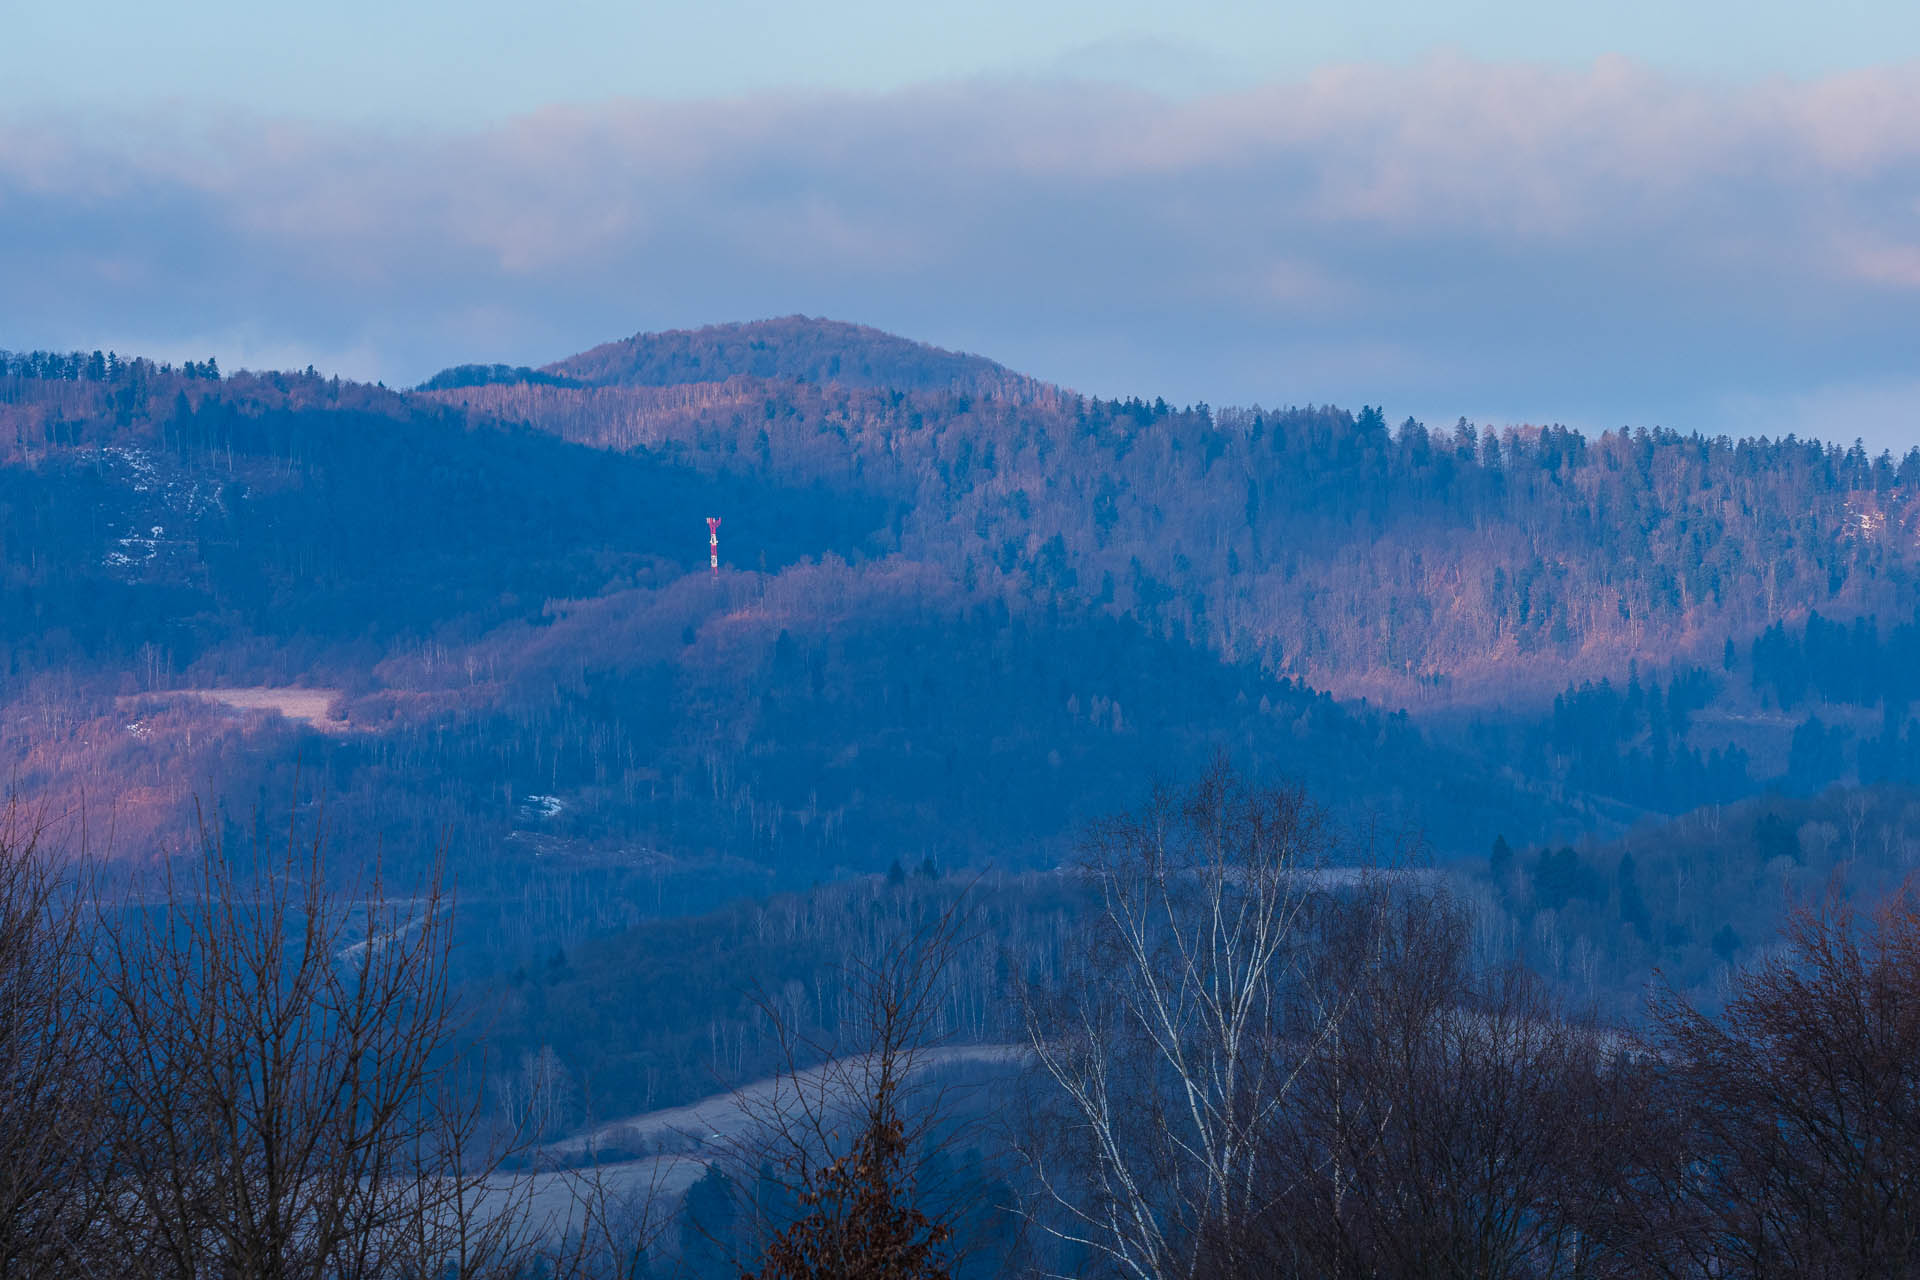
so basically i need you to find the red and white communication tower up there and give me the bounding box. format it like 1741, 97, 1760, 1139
707, 516, 721, 577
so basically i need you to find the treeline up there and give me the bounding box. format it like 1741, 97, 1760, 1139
0, 348, 220, 383
1499, 664, 1752, 812
1739, 607, 1920, 793
1751, 606, 1920, 710
1477, 783, 1920, 1022
1479, 607, 1920, 815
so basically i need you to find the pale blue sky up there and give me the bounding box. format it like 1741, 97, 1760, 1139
4, 4, 1920, 449
7, 0, 1916, 123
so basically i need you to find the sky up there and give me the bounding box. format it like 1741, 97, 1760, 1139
4, 2, 1920, 448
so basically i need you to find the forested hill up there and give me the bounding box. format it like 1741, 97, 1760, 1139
0, 345, 1554, 880
528, 316, 1044, 401
428, 319, 1920, 708
8, 323, 1920, 883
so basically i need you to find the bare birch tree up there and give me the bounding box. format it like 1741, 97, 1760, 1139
1017, 764, 1366, 1280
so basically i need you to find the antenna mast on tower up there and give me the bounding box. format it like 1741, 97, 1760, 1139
707, 516, 721, 578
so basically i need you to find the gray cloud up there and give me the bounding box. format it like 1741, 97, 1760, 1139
4, 57, 1919, 446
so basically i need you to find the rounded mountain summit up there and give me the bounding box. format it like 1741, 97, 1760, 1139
420, 316, 1050, 402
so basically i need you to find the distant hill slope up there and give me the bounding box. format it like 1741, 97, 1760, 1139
537, 316, 1046, 400
0, 352, 1582, 876
13, 328, 1920, 879
434, 361, 1920, 710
